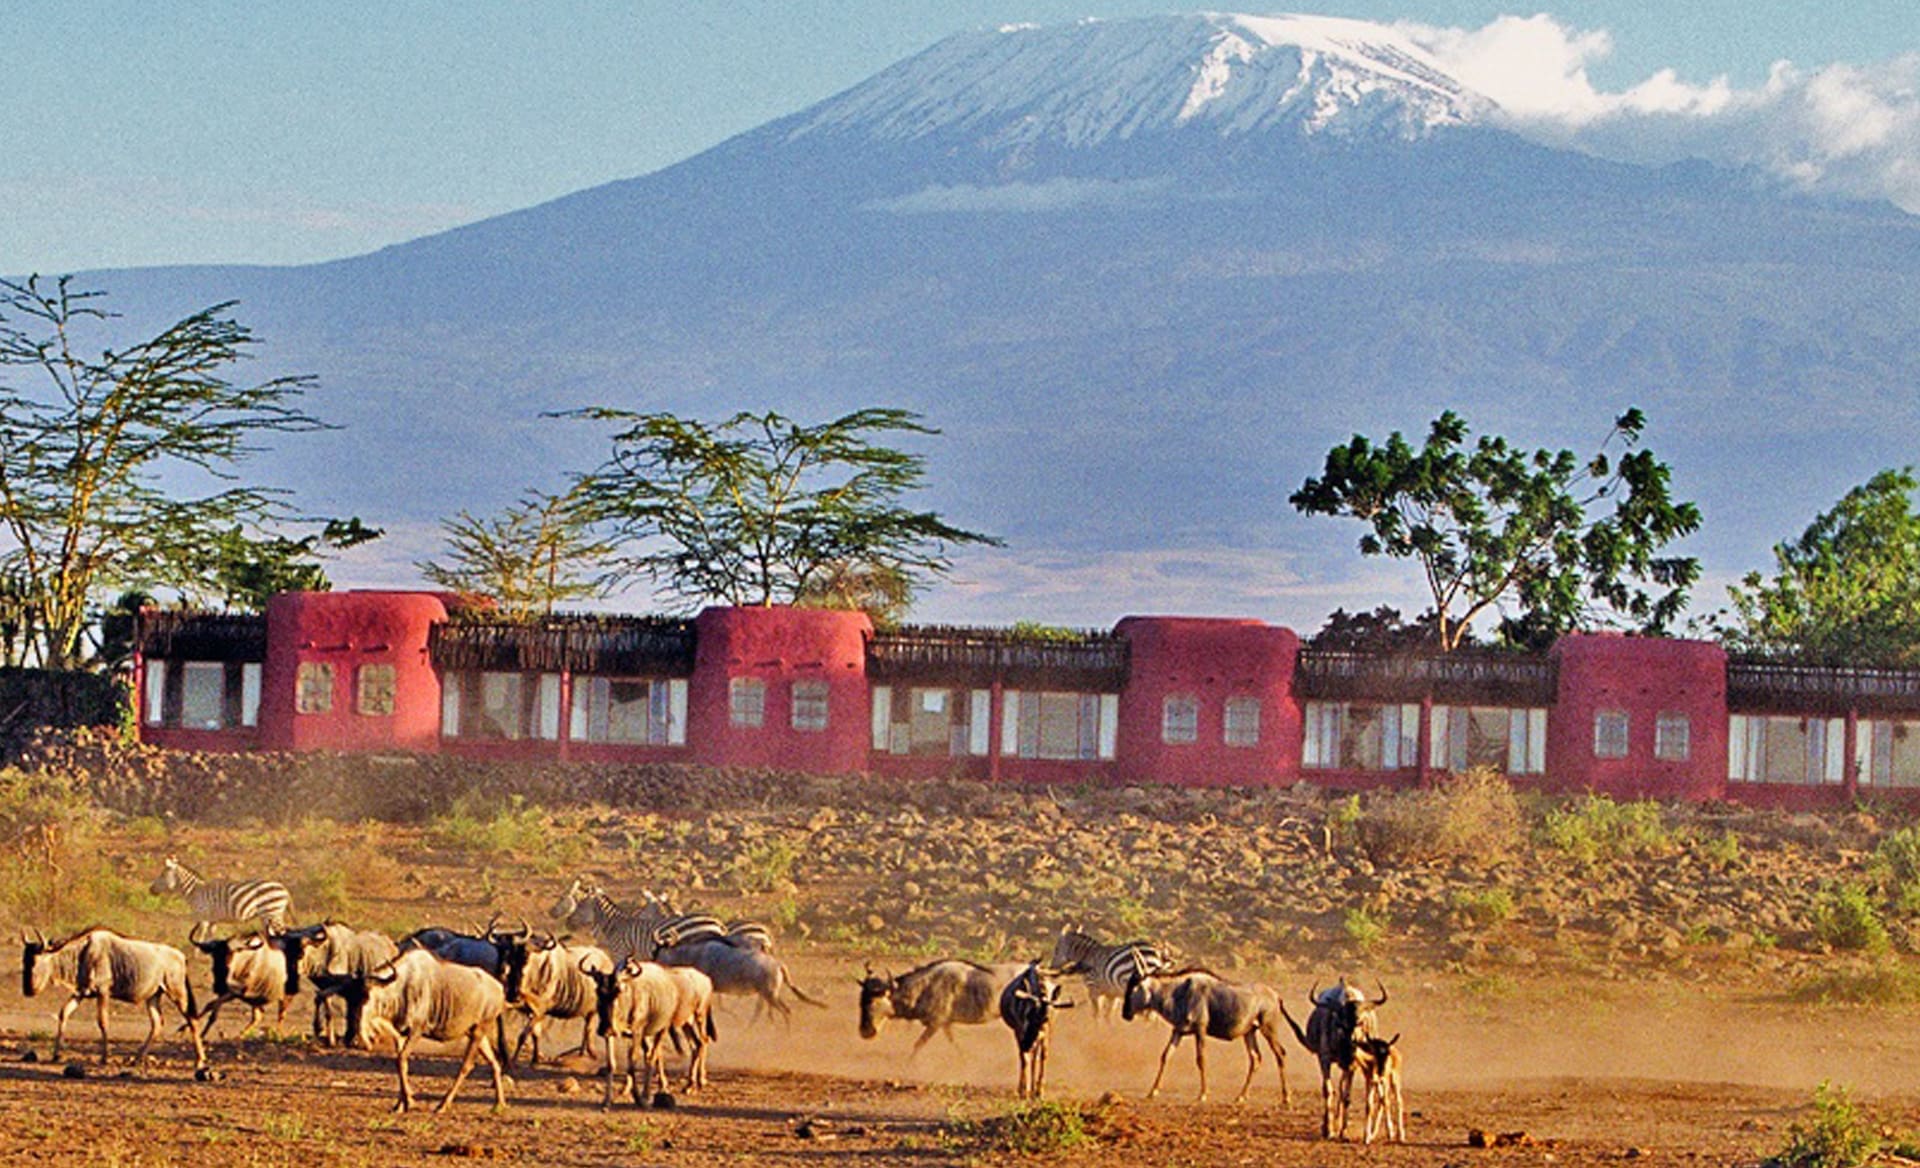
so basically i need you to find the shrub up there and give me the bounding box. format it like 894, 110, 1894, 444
1873, 825, 1920, 911
1451, 886, 1516, 928
1357, 767, 1522, 865
1810, 883, 1890, 954
959, 1101, 1090, 1155
1540, 795, 1673, 863
1344, 907, 1387, 949
1771, 1082, 1879, 1168
1791, 960, 1920, 1006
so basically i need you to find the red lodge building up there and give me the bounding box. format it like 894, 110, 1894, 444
133, 591, 1920, 809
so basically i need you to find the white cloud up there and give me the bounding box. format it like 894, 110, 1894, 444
1400, 16, 1920, 214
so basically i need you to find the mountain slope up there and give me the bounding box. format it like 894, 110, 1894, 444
70, 14, 1920, 625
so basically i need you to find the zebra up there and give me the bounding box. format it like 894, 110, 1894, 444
150, 855, 292, 934
550, 878, 763, 960
1047, 923, 1167, 1021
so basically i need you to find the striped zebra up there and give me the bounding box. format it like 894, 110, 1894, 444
549, 878, 765, 958
1047, 924, 1168, 1021
149, 855, 292, 934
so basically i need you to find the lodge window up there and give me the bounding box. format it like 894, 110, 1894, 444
1223, 697, 1261, 748
1863, 719, 1920, 788
1001, 690, 1117, 761
1654, 711, 1691, 761
440, 670, 561, 740
1434, 705, 1547, 775
1728, 715, 1844, 785
1302, 702, 1419, 770
296, 662, 335, 715
143, 659, 261, 730
1161, 695, 1198, 744
356, 664, 397, 716
729, 677, 766, 729
570, 676, 687, 746
870, 686, 990, 756
791, 680, 830, 732
1593, 709, 1630, 759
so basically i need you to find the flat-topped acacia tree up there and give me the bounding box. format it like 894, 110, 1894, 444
562, 407, 1000, 612
1290, 408, 1701, 651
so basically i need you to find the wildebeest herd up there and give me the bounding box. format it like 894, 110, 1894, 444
17, 858, 1406, 1142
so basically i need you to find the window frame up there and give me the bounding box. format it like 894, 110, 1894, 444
729, 676, 766, 729
1223, 696, 1261, 748
791, 679, 830, 732
295, 661, 336, 716
1593, 708, 1630, 759
1161, 694, 1199, 745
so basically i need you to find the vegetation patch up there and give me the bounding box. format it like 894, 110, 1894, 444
1810, 883, 1890, 954
1540, 795, 1674, 862
953, 1100, 1096, 1156
1769, 1082, 1881, 1168
1357, 767, 1522, 865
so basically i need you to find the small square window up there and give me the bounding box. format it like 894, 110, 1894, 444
357, 664, 397, 716
792, 680, 830, 732
730, 677, 765, 729
296, 662, 335, 715
1224, 697, 1261, 748
1594, 708, 1629, 759
1655, 711, 1691, 761
1162, 695, 1199, 744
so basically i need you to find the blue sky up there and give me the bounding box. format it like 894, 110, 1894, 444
6, 2, 1919, 272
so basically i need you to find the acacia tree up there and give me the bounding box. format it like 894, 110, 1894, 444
1722, 468, 1920, 663
0, 276, 334, 667
1290, 408, 1700, 650
563, 408, 1000, 610
418, 490, 618, 620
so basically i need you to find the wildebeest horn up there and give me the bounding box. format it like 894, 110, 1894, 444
1373, 980, 1388, 1007
1307, 981, 1320, 1006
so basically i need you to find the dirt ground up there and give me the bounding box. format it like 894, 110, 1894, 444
3, 952, 1916, 1167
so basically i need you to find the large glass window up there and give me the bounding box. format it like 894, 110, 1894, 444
1728, 714, 1845, 785
871, 686, 988, 757
441, 671, 560, 740
1865, 719, 1920, 788
180, 662, 227, 730
1434, 705, 1548, 775
570, 676, 687, 746
1001, 690, 1117, 761
1223, 697, 1261, 748
1302, 702, 1419, 770
145, 660, 261, 730
791, 680, 830, 732
1161, 695, 1198, 744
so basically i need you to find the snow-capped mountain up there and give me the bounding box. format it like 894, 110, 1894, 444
791, 14, 1489, 147
60, 14, 1920, 626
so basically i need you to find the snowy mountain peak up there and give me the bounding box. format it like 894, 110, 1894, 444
791, 13, 1493, 149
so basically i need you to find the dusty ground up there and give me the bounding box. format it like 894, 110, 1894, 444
2, 952, 1917, 1166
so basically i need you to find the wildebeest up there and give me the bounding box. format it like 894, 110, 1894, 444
999, 962, 1073, 1099
1278, 979, 1385, 1139
189, 925, 306, 1039
653, 936, 823, 1022
149, 856, 291, 934
326, 948, 510, 1113
283, 920, 400, 1045
21, 926, 206, 1068
858, 959, 1027, 1054
1047, 924, 1166, 1021
580, 953, 716, 1107
1122, 967, 1290, 1105
495, 931, 610, 1067
1359, 1032, 1405, 1145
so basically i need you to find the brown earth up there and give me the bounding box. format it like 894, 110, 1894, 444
5, 754, 1920, 1164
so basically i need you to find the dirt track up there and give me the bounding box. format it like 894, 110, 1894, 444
4, 955, 1916, 1166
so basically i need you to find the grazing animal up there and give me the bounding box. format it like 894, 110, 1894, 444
1122, 967, 1290, 1105
495, 931, 610, 1067
329, 948, 510, 1113
1047, 924, 1167, 1021
999, 962, 1073, 1099
21, 926, 206, 1068
859, 959, 1027, 1054
1359, 1033, 1405, 1145
580, 953, 717, 1106
1277, 979, 1385, 1140
150, 856, 291, 933
283, 920, 400, 1045
653, 936, 824, 1022
189, 925, 305, 1039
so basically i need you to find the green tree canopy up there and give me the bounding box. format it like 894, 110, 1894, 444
1722, 468, 1920, 663
0, 276, 341, 667
563, 407, 1000, 611
1290, 408, 1700, 650
418, 490, 618, 620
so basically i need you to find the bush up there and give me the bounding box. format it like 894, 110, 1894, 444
1344, 907, 1387, 949
1771, 1082, 1879, 1168
1873, 825, 1920, 911
1810, 883, 1890, 954
1357, 767, 1522, 865
1791, 960, 1920, 1005
959, 1101, 1091, 1155
1451, 886, 1516, 928
1540, 795, 1673, 863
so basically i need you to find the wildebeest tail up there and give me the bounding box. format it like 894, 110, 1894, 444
783, 964, 827, 1008
1277, 998, 1310, 1050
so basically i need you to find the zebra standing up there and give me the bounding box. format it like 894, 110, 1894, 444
150, 855, 292, 934
550, 878, 765, 959
1048, 923, 1168, 1021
